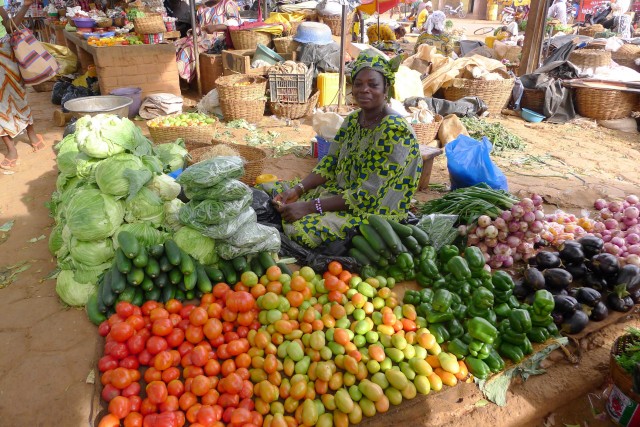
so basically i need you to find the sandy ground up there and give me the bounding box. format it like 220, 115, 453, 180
1, 17, 640, 425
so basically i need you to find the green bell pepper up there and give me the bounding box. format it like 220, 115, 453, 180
492, 270, 515, 293
484, 348, 506, 372
447, 338, 469, 359
508, 295, 521, 309
530, 312, 553, 327
509, 309, 532, 334
527, 326, 550, 343
447, 256, 472, 281
396, 252, 415, 272
494, 289, 513, 304
494, 302, 511, 319
468, 278, 482, 289
499, 342, 524, 363
419, 259, 441, 280
467, 305, 497, 325
533, 289, 555, 315
446, 318, 465, 339
465, 357, 491, 379
429, 322, 450, 344
360, 265, 377, 280
416, 272, 432, 288
405, 269, 416, 280
387, 265, 405, 283
451, 303, 467, 319
502, 330, 528, 346
426, 310, 454, 324
421, 246, 437, 262
403, 290, 420, 305
468, 338, 484, 353
471, 287, 495, 310
432, 277, 447, 289
546, 322, 560, 337
460, 333, 473, 344
438, 245, 459, 266
432, 289, 453, 312
464, 246, 486, 271
467, 317, 498, 345
417, 303, 432, 318
522, 336, 533, 355
477, 343, 491, 360
419, 288, 434, 304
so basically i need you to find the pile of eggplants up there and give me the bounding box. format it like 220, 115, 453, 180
514, 236, 639, 335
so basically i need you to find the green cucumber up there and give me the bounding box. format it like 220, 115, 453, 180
159, 256, 173, 273
348, 248, 371, 266
219, 260, 237, 285
110, 269, 127, 294
277, 262, 293, 276
144, 287, 162, 302
117, 286, 137, 303
351, 236, 381, 263
196, 265, 213, 293
169, 268, 183, 285
164, 239, 182, 266
359, 224, 388, 254
402, 235, 421, 255
154, 272, 169, 289
185, 290, 196, 300
115, 249, 132, 274
174, 288, 186, 301
250, 258, 265, 278
368, 215, 402, 253
126, 268, 145, 286
180, 251, 196, 276
149, 244, 165, 259
232, 256, 249, 274
258, 252, 277, 270
86, 293, 107, 326
133, 247, 149, 268
388, 219, 413, 238
145, 258, 160, 279
140, 277, 154, 292
408, 225, 429, 246
204, 266, 224, 283
162, 284, 177, 303
118, 231, 140, 259
101, 269, 116, 307
132, 287, 144, 306
184, 268, 197, 291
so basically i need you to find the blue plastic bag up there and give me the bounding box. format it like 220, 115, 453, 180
445, 134, 508, 191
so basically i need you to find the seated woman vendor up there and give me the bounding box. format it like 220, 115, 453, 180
272, 53, 422, 249
198, 0, 241, 38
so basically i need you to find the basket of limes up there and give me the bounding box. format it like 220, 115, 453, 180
147, 112, 218, 145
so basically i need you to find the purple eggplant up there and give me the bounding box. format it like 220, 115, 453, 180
535, 251, 562, 269
551, 311, 564, 325
589, 253, 620, 277
571, 287, 602, 307
578, 235, 604, 259
584, 272, 607, 291
561, 310, 590, 334
616, 264, 640, 291
553, 295, 580, 314
559, 242, 585, 265
607, 292, 634, 312
544, 268, 573, 290
524, 267, 546, 290
565, 263, 588, 280
589, 301, 609, 321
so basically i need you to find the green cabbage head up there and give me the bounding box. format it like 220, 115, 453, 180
56, 270, 97, 307
173, 225, 218, 265
94, 153, 149, 198
124, 187, 164, 226
65, 189, 124, 241
70, 237, 115, 267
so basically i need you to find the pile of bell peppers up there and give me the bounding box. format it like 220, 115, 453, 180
403, 245, 559, 380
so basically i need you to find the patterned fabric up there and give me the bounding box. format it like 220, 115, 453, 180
613, 15, 631, 39
197, 0, 240, 38
351, 52, 395, 86
367, 24, 396, 43
283, 114, 422, 248
0, 38, 32, 138
417, 9, 428, 31
414, 31, 455, 56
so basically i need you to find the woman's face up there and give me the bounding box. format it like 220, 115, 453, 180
352, 68, 387, 110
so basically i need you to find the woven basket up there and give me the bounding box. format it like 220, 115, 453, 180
188, 140, 267, 185
444, 78, 515, 115
114, 16, 126, 27
215, 74, 267, 101
521, 88, 545, 113
575, 87, 638, 120
134, 14, 166, 34
569, 49, 611, 68
220, 98, 267, 123
96, 18, 113, 28
33, 80, 56, 92
411, 115, 443, 144
613, 44, 640, 72
578, 24, 604, 37
270, 91, 320, 119
147, 113, 218, 144
319, 12, 354, 36
273, 36, 299, 55
610, 334, 640, 402
230, 29, 273, 50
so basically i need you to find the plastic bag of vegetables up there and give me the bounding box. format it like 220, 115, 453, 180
173, 225, 218, 265
216, 223, 280, 260
55, 270, 97, 307
194, 208, 257, 240
184, 178, 251, 202
178, 193, 252, 225
177, 156, 244, 189
65, 189, 124, 241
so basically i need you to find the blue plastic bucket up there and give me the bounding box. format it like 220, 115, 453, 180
109, 87, 142, 118
316, 136, 331, 161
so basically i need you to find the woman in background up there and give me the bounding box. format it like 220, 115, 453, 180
547, 0, 568, 25
0, 0, 46, 170
414, 10, 455, 57
198, 0, 241, 39
367, 22, 407, 43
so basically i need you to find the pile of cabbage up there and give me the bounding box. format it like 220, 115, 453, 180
49, 114, 188, 307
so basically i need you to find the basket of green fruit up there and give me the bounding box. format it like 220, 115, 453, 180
147, 112, 218, 145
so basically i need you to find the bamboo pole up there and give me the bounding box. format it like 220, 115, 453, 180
189, 0, 202, 95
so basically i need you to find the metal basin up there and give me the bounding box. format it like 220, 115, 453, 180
64, 95, 134, 118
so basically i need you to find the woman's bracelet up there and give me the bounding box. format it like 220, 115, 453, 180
295, 182, 305, 194
314, 198, 323, 214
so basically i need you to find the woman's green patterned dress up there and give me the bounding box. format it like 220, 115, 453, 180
284, 112, 422, 248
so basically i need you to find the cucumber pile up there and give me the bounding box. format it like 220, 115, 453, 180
348, 215, 431, 281
86, 230, 281, 324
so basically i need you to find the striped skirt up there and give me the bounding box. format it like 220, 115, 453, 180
0, 37, 33, 138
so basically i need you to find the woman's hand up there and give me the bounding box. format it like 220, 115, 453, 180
272, 187, 300, 205
275, 201, 315, 223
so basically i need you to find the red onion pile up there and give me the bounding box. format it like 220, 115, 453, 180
592, 195, 640, 266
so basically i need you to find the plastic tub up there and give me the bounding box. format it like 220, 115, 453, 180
252, 43, 284, 66
293, 22, 333, 45
73, 18, 96, 28
109, 87, 142, 118
521, 108, 545, 123
63, 95, 133, 118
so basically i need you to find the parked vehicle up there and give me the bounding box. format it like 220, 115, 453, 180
444, 1, 466, 18
501, 6, 515, 25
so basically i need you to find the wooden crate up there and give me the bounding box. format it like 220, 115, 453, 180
199, 53, 224, 94
221, 49, 296, 76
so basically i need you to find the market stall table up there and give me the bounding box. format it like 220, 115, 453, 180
63, 30, 180, 99
47, 21, 68, 47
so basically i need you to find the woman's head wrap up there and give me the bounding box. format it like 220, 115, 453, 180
427, 10, 446, 33
350, 52, 395, 86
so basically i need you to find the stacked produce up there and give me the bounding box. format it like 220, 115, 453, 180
590, 196, 640, 266
177, 156, 280, 260
48, 114, 188, 308
96, 262, 471, 426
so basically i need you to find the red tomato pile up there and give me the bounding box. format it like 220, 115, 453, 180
97, 283, 262, 427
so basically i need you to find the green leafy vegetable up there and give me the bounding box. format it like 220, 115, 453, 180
154, 140, 188, 173
113, 223, 167, 248
164, 199, 184, 232
148, 174, 181, 201
615, 328, 640, 374
124, 187, 164, 226
55, 270, 97, 307
177, 156, 244, 189
173, 225, 218, 265
65, 189, 124, 241
75, 114, 153, 158
70, 237, 115, 267
460, 117, 525, 154
94, 153, 149, 197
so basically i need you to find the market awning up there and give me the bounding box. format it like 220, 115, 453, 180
357, 0, 400, 16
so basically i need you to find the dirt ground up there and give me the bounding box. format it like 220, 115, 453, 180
2, 50, 640, 427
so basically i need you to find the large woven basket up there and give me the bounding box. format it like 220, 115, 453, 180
613, 44, 640, 72
569, 49, 611, 68
319, 12, 354, 36
578, 24, 604, 37
610, 334, 640, 402
444, 78, 515, 115
270, 91, 320, 119
188, 140, 267, 185
521, 88, 545, 114
575, 87, 638, 120
411, 115, 443, 144
230, 29, 273, 50
215, 74, 267, 101
96, 18, 113, 28
134, 14, 165, 34
273, 36, 299, 55
220, 98, 267, 123
147, 113, 218, 144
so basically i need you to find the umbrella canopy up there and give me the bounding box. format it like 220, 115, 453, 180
357, 0, 400, 15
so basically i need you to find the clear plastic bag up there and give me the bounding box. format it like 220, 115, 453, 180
184, 178, 251, 202
200, 208, 257, 240
178, 192, 252, 225
217, 223, 281, 260
177, 156, 244, 189
417, 214, 459, 250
